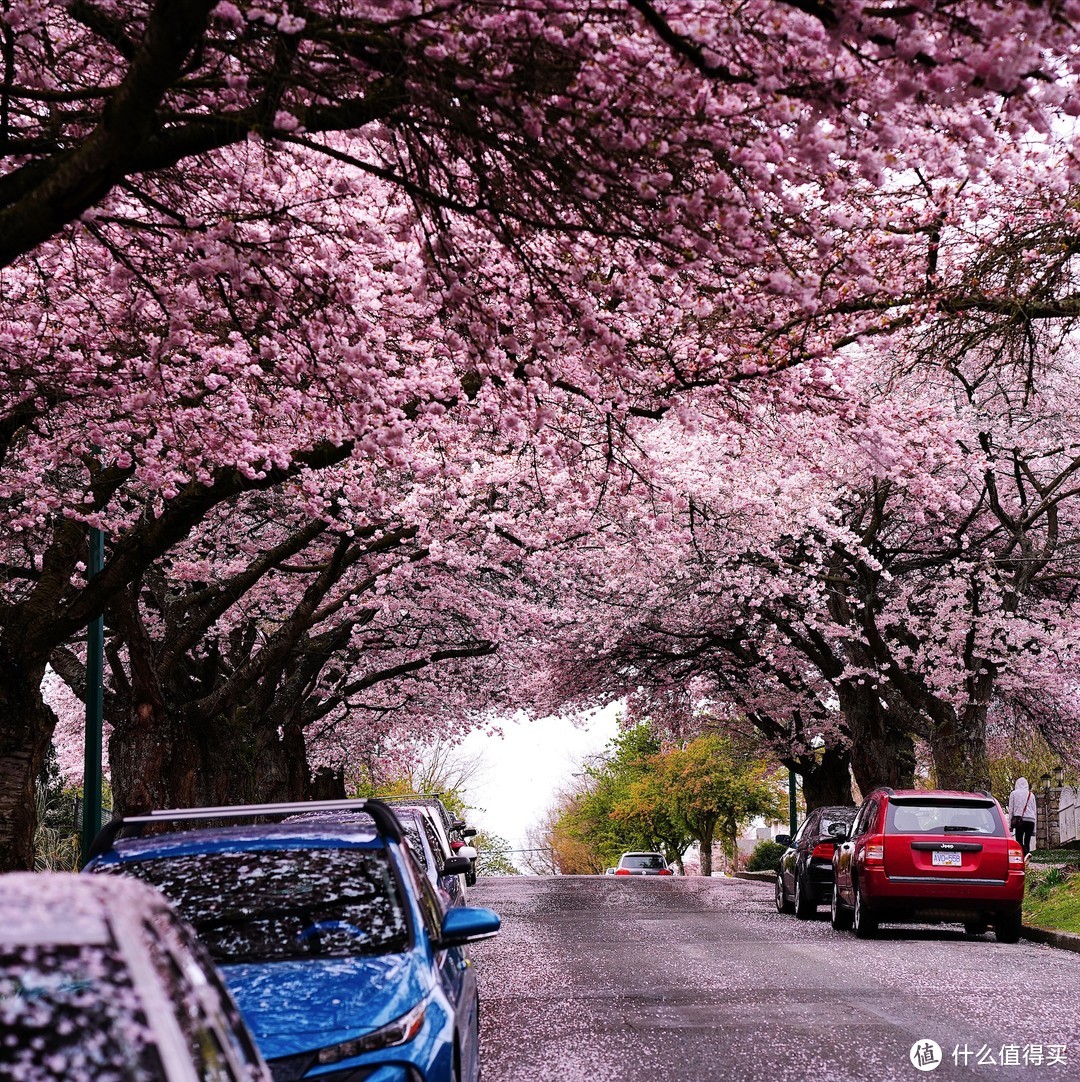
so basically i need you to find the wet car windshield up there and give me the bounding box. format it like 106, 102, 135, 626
819, 812, 855, 835
400, 824, 431, 871
102, 848, 409, 964
0, 942, 162, 1080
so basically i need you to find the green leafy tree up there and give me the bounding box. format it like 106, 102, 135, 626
552, 724, 678, 870
473, 831, 520, 877
664, 734, 782, 877
612, 767, 694, 873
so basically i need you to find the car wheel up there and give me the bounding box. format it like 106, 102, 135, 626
994, 909, 1023, 944
794, 871, 816, 920
775, 870, 793, 914
853, 882, 878, 938
830, 881, 853, 931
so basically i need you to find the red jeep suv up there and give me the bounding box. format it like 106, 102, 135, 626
831, 788, 1026, 942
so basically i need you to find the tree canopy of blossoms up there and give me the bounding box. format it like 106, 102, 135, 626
513, 319, 1080, 798
3, 1, 1080, 867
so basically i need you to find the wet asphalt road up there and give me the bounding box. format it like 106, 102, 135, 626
467, 875, 1080, 1082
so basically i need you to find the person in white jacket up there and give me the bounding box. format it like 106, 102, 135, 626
1006, 777, 1037, 855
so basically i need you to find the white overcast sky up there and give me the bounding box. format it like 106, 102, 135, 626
459, 705, 623, 852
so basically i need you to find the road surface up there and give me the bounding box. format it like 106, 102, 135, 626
468, 875, 1078, 1081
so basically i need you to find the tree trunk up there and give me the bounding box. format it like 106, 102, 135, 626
698, 821, 714, 876
929, 705, 990, 791
309, 765, 346, 800
796, 746, 854, 809
840, 684, 916, 795
109, 699, 201, 815
110, 701, 310, 814
0, 652, 53, 871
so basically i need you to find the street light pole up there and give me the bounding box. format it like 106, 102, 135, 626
79, 524, 105, 864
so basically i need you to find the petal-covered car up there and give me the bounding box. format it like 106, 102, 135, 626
0, 871, 270, 1081
85, 799, 500, 1082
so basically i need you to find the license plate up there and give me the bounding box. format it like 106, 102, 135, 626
932, 851, 962, 867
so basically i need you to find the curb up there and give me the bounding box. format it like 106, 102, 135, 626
734, 870, 775, 882
1021, 924, 1080, 954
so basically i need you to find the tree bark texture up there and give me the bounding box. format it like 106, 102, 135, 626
929, 706, 991, 792
109, 702, 310, 814
796, 745, 855, 809
840, 683, 916, 795
0, 652, 53, 870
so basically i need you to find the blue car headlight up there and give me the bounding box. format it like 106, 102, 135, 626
316, 999, 427, 1066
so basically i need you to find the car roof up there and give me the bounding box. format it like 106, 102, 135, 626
100, 817, 385, 863
883, 789, 996, 802
86, 798, 404, 865
0, 872, 167, 947
383, 795, 461, 826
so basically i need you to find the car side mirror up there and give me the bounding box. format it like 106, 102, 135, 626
434, 906, 501, 949
827, 822, 850, 840
461, 828, 477, 838
774, 834, 792, 848
442, 856, 472, 877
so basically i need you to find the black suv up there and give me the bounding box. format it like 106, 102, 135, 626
775, 805, 857, 918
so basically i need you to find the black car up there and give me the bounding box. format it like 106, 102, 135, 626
775, 805, 857, 919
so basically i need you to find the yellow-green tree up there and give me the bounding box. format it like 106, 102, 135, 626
663, 734, 781, 876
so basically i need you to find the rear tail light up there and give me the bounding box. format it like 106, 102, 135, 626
811, 843, 834, 860
1008, 844, 1025, 868
863, 836, 885, 867
614, 868, 630, 875
658, 868, 673, 876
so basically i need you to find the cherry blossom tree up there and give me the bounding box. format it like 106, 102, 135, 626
518, 322, 1080, 797
3, 0, 1080, 873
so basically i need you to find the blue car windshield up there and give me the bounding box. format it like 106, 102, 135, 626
101, 848, 409, 964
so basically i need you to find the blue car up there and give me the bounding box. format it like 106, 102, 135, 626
84, 799, 500, 1082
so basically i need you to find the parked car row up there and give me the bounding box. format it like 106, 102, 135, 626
1, 796, 500, 1081
384, 795, 479, 887
774, 789, 1026, 943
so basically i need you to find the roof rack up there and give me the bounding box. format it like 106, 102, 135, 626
84, 798, 403, 866
382, 793, 468, 832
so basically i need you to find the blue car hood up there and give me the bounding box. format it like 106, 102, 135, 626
223, 952, 428, 1060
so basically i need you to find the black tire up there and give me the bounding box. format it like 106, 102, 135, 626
831, 881, 853, 931
775, 870, 794, 914
994, 909, 1023, 944
853, 882, 878, 938
794, 871, 816, 919
964, 921, 988, 937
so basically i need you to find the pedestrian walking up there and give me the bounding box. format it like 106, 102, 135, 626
1006, 777, 1037, 856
